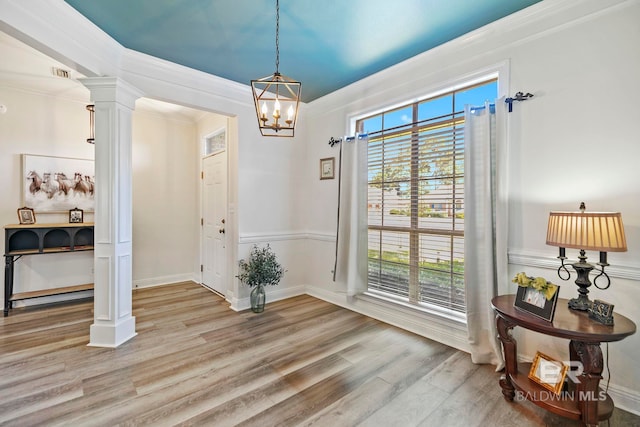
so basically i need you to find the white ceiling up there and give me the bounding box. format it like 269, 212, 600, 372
0, 31, 208, 122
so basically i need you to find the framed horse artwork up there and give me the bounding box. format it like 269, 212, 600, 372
22, 154, 95, 213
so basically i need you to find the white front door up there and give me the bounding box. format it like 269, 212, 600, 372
202, 150, 227, 296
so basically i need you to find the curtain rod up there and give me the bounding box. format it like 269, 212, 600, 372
505, 91, 533, 112
328, 134, 368, 147
328, 92, 532, 146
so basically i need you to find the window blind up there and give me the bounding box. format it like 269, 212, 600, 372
366, 111, 465, 312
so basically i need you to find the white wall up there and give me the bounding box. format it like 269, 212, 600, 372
0, 86, 206, 304
131, 107, 200, 288
302, 0, 640, 412
0, 87, 95, 299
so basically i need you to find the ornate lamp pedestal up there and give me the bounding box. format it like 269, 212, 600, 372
567, 251, 595, 311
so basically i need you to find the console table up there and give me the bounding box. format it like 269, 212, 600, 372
4, 222, 94, 316
491, 295, 635, 426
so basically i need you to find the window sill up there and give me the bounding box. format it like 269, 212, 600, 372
361, 290, 467, 325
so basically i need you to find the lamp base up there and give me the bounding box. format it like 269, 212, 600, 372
568, 256, 594, 311
568, 295, 592, 311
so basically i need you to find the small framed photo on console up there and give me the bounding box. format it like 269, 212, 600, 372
588, 299, 614, 325
514, 284, 560, 322
528, 351, 568, 395
69, 207, 84, 223
17, 207, 36, 224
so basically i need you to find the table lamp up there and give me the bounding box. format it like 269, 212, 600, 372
546, 202, 626, 311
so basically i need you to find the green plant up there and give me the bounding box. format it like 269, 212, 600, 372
236, 244, 285, 287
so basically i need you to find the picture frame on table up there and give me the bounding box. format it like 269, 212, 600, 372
17, 207, 36, 224
528, 351, 568, 395
320, 157, 335, 180
514, 284, 560, 322
69, 207, 84, 223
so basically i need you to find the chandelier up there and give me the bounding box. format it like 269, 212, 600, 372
251, 0, 301, 137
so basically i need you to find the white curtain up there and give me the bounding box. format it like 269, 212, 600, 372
464, 99, 508, 369
333, 135, 368, 296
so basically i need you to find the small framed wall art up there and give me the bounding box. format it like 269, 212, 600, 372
320, 157, 335, 180
17, 207, 36, 224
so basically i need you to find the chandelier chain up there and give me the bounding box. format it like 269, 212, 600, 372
251, 0, 300, 136
275, 0, 280, 74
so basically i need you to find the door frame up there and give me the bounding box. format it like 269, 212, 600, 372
199, 122, 232, 301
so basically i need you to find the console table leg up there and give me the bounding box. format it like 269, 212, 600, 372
570, 340, 603, 427
4, 256, 13, 317
496, 314, 517, 401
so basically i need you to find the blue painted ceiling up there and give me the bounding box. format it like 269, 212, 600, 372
64, 0, 541, 102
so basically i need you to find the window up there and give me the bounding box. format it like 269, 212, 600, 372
358, 79, 497, 314
204, 128, 226, 156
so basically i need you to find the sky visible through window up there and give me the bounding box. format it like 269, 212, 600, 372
360, 80, 497, 134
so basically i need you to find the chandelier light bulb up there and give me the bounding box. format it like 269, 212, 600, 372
273, 99, 281, 119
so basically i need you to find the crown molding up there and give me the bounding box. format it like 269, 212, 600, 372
0, 0, 122, 78
119, 48, 254, 114
0, 0, 261, 116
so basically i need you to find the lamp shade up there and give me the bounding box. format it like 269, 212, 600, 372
546, 210, 627, 252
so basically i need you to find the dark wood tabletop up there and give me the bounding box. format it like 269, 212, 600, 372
491, 294, 636, 342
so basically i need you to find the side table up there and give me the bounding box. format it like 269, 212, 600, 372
491, 295, 636, 427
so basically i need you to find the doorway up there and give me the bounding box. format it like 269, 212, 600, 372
201, 128, 228, 296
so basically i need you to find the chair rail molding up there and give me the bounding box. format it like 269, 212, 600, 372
508, 250, 640, 282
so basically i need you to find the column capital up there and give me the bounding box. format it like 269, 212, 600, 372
80, 77, 143, 109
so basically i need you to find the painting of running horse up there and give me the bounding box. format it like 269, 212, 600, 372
22, 154, 95, 212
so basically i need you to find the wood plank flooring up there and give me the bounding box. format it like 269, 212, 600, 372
1, 282, 638, 426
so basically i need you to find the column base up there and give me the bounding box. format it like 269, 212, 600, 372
88, 316, 137, 348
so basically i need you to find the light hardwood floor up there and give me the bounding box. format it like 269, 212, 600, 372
0, 282, 637, 426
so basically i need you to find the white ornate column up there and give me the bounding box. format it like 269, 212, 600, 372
81, 77, 142, 347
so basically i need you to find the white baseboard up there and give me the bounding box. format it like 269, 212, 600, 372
229, 284, 306, 312
132, 274, 197, 289
607, 382, 640, 416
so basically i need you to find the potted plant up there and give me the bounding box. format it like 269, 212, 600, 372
236, 244, 285, 313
